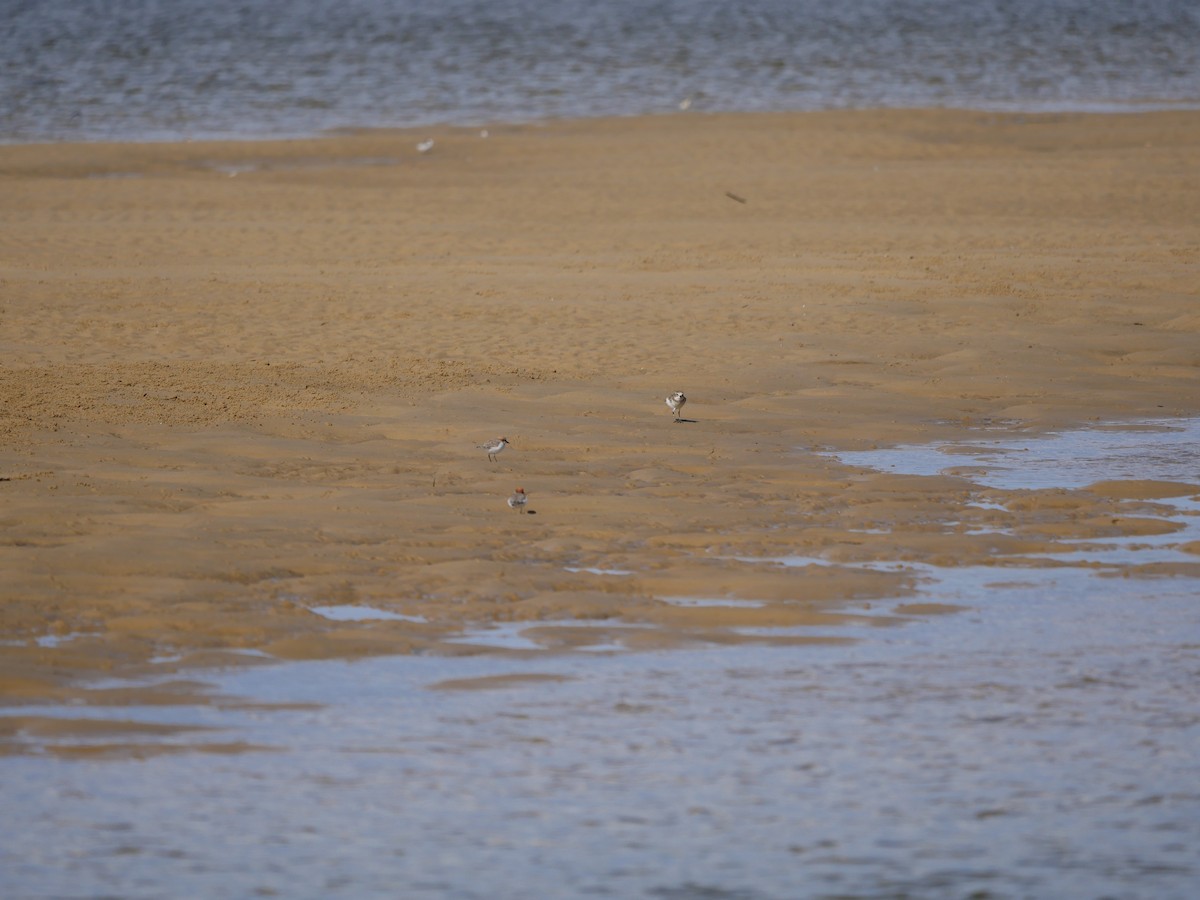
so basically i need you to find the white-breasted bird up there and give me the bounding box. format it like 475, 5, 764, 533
479, 437, 510, 461
507, 487, 528, 513
665, 391, 687, 421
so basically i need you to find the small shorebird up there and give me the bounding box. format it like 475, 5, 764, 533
507, 487, 528, 513
665, 391, 687, 421
479, 437, 510, 461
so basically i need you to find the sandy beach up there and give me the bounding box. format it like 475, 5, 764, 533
2, 108, 1198, 708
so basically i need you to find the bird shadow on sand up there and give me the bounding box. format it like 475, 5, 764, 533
673, 418, 698, 424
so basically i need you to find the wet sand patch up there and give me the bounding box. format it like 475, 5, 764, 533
42, 741, 277, 759
429, 673, 575, 691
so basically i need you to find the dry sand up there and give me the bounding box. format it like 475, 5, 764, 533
2, 109, 1198, 708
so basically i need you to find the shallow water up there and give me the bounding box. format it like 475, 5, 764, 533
310, 604, 427, 623
2, 420, 1199, 898
3, 581, 1197, 898
833, 418, 1200, 492
3, 0, 1199, 142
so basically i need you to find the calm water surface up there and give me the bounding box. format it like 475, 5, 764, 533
2, 420, 1199, 898
4, 587, 1199, 899
3, 0, 1198, 141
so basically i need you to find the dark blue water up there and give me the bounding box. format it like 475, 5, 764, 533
2, 0, 1198, 142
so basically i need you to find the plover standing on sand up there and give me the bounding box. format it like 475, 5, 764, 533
665, 391, 687, 421
479, 437, 510, 461
507, 487, 528, 513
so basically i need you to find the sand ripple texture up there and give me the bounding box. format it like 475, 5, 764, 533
1, 109, 1199, 696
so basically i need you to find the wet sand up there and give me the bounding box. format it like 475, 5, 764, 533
2, 109, 1198, 709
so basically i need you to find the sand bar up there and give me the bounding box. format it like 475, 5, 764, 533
2, 109, 1198, 704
